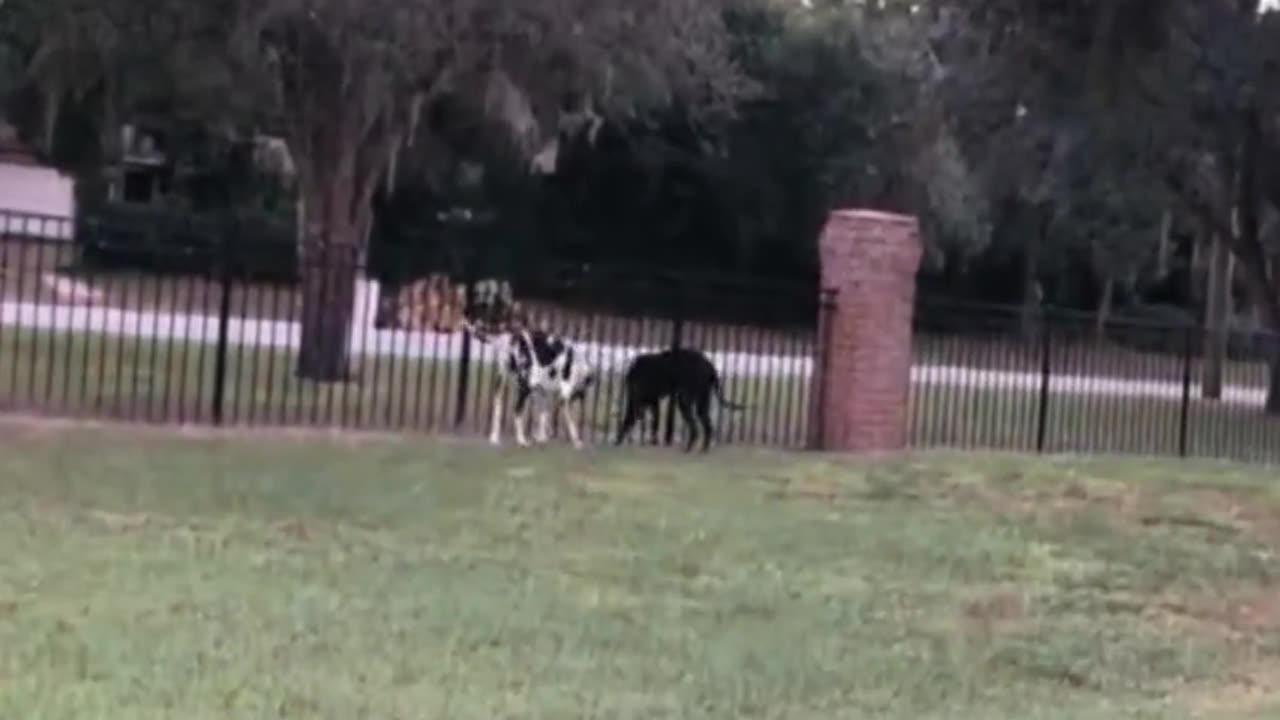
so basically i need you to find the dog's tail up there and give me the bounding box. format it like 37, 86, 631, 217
712, 371, 749, 411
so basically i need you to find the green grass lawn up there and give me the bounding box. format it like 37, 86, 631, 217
0, 426, 1277, 718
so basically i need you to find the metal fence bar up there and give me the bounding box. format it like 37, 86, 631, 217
211, 239, 234, 426
13, 209, 1280, 463
664, 275, 686, 447
1178, 326, 1194, 457
1035, 309, 1052, 454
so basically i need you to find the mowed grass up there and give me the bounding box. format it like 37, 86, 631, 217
0, 426, 1278, 718
0, 327, 817, 447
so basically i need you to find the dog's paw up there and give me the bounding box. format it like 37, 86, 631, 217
488, 435, 502, 447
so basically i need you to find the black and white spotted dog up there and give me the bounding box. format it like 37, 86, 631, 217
465, 323, 597, 449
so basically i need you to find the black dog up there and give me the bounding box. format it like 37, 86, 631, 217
614, 347, 746, 452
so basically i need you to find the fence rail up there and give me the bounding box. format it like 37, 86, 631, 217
6, 209, 1280, 463
912, 299, 1280, 463
0, 218, 827, 448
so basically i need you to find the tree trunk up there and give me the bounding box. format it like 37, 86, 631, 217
41, 86, 62, 157
1155, 210, 1172, 279
1094, 276, 1114, 342
1189, 234, 1206, 305
296, 227, 359, 382
1020, 207, 1047, 341
295, 170, 364, 382
1203, 234, 1233, 400
1233, 101, 1280, 415
1268, 353, 1280, 414
1020, 242, 1041, 340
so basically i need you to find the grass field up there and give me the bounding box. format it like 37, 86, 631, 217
0, 425, 1277, 718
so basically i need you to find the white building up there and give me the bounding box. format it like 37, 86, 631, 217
0, 122, 75, 241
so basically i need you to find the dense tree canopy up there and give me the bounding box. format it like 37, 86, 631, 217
7, 0, 1280, 404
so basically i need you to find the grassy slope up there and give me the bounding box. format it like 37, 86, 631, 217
0, 423, 1277, 718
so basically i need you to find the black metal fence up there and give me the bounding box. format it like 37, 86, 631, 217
0, 211, 827, 448
7, 208, 1280, 463
912, 298, 1280, 463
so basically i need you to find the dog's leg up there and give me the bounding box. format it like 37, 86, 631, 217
675, 395, 699, 452
561, 402, 584, 450
614, 397, 641, 445
533, 396, 552, 444
488, 378, 505, 446
489, 393, 504, 446
648, 400, 661, 445
514, 409, 530, 447
513, 383, 532, 447
696, 392, 715, 452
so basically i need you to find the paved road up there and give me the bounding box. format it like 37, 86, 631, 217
0, 300, 1268, 407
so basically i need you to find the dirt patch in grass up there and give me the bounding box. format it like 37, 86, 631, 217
762, 475, 842, 502
894, 463, 1152, 522
959, 586, 1032, 641
1170, 488, 1280, 544
571, 474, 664, 499
88, 509, 154, 533
1169, 589, 1280, 638
946, 470, 1280, 547
1143, 589, 1280, 663
276, 518, 313, 541
1181, 659, 1280, 718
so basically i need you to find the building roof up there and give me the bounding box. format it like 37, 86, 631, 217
0, 122, 41, 167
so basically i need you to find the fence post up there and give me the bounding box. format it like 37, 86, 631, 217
807, 289, 836, 450
663, 273, 687, 446
1035, 307, 1052, 453
210, 233, 235, 426
453, 252, 475, 429
1178, 325, 1194, 457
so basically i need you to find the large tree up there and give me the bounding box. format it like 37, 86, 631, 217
918, 0, 1280, 411
5, 0, 752, 381
232, 0, 753, 380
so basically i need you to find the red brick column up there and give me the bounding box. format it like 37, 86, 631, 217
815, 209, 923, 452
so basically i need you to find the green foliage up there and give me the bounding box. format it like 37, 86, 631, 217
11, 0, 1280, 318
79, 203, 297, 281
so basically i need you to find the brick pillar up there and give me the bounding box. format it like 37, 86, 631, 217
816, 209, 923, 452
